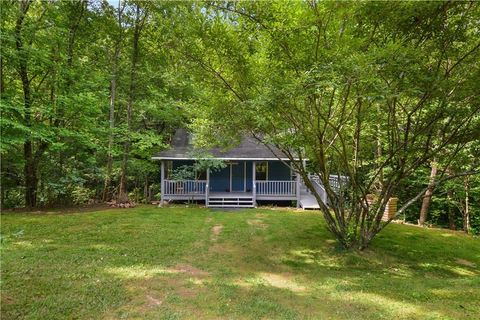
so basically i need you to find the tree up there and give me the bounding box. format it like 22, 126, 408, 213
178, 1, 480, 248
117, 2, 147, 203
1, 0, 187, 208
419, 161, 438, 226
103, 0, 125, 202
13, 0, 36, 207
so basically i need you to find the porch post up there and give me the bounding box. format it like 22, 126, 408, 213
206, 167, 210, 207
160, 161, 165, 207
296, 168, 301, 208
303, 159, 310, 194
252, 161, 256, 207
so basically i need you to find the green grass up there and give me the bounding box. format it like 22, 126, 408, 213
1, 205, 479, 319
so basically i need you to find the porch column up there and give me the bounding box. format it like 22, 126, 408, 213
252, 161, 256, 207
160, 161, 165, 207
303, 159, 310, 194
296, 168, 301, 208
206, 167, 210, 207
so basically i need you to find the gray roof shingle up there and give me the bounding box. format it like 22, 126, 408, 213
152, 128, 293, 160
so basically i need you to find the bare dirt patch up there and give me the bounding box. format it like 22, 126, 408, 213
235, 272, 307, 293
176, 287, 198, 298
259, 272, 306, 292
171, 264, 210, 277
145, 294, 162, 308
1, 295, 15, 305
211, 225, 223, 241
209, 242, 241, 255
455, 258, 476, 268
3, 203, 113, 215
123, 274, 207, 314
247, 219, 268, 229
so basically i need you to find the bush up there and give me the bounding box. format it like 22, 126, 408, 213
2, 187, 25, 209
71, 185, 95, 205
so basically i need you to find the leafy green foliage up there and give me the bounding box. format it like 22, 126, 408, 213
1, 1, 477, 240
169, 154, 227, 181
1, 0, 191, 208
173, 1, 480, 246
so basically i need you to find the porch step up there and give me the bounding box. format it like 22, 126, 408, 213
207, 196, 255, 208
299, 192, 320, 209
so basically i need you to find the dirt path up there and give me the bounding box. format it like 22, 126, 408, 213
211, 225, 223, 241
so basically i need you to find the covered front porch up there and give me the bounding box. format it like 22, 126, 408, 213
159, 160, 301, 207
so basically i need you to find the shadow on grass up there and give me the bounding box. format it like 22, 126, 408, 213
1, 207, 479, 319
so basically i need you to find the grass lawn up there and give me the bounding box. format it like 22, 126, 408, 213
1, 205, 479, 319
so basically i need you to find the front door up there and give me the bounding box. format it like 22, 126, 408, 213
210, 165, 230, 192
231, 162, 245, 192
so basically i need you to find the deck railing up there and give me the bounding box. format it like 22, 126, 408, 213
163, 180, 207, 195
310, 175, 348, 194
308, 176, 328, 205
256, 180, 296, 196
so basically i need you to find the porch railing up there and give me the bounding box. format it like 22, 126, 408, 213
256, 181, 296, 196
163, 180, 207, 195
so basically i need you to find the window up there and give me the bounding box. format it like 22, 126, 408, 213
255, 162, 268, 181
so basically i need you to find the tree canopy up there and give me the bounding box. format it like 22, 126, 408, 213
172, 1, 480, 247
1, 0, 479, 247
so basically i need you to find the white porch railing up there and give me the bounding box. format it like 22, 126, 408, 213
309, 176, 328, 205
163, 180, 207, 195
310, 175, 347, 194
256, 181, 296, 196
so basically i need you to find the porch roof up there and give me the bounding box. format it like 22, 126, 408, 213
152, 128, 297, 161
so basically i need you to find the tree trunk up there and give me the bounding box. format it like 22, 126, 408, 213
445, 168, 456, 230
143, 176, 149, 203
103, 2, 123, 202
54, 0, 85, 128
375, 104, 384, 191
0, 54, 5, 208
14, 1, 37, 207
0, 55, 4, 94
103, 66, 118, 201
24, 142, 36, 207
447, 189, 456, 230
118, 4, 143, 203
463, 176, 470, 233
419, 161, 437, 225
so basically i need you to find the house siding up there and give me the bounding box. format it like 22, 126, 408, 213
267, 161, 291, 180
210, 165, 230, 192
231, 162, 245, 191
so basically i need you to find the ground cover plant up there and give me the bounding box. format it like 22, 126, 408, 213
1, 206, 479, 319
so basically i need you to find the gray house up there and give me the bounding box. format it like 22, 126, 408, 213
152, 129, 331, 208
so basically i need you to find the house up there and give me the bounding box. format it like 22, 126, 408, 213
152, 129, 330, 208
